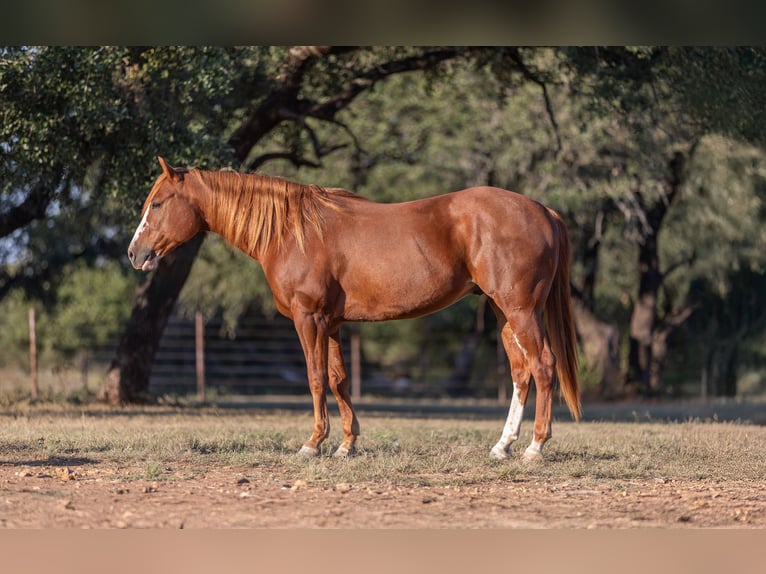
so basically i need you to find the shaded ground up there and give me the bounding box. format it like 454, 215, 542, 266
214, 395, 766, 424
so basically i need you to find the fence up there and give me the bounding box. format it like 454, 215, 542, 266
148, 313, 443, 398
21, 306, 510, 400
149, 311, 312, 396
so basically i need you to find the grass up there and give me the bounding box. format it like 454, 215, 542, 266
1, 404, 765, 488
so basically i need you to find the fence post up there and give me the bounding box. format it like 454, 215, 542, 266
28, 307, 38, 400
350, 324, 361, 401
195, 310, 205, 402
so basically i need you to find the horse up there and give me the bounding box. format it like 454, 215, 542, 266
128, 157, 581, 461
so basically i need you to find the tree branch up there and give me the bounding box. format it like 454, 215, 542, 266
248, 142, 349, 172
229, 47, 461, 166
662, 251, 696, 281
507, 48, 563, 154
648, 151, 686, 223
296, 48, 461, 122
0, 181, 54, 238
658, 302, 697, 332
228, 46, 358, 163
248, 152, 322, 171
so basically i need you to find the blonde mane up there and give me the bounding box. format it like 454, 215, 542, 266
191, 169, 360, 255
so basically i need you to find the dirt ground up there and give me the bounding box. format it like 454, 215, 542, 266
2, 399, 765, 529
1, 461, 764, 528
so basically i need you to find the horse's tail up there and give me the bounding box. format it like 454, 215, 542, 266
545, 208, 581, 421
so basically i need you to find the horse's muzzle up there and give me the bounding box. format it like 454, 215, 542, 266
128, 244, 159, 271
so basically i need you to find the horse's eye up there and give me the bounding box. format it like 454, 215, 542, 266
151, 202, 161, 210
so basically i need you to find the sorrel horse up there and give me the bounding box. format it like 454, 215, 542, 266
128, 157, 581, 461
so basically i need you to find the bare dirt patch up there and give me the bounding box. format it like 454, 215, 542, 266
2, 461, 764, 528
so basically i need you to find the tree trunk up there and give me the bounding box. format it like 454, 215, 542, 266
572, 201, 622, 398
444, 297, 493, 397
649, 326, 670, 395
572, 297, 621, 398
98, 234, 205, 404
649, 304, 696, 395
703, 340, 739, 398
626, 151, 686, 396
578, 205, 610, 311
628, 235, 661, 395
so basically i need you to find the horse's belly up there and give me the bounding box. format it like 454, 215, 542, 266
340, 266, 475, 322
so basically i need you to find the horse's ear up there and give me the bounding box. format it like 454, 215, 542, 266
158, 156, 184, 182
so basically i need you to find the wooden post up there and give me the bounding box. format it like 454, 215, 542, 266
350, 324, 361, 401
28, 307, 38, 400
195, 310, 205, 402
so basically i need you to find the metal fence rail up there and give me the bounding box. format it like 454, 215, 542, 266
148, 312, 312, 395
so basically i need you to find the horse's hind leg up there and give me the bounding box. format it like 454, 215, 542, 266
511, 311, 556, 461
490, 310, 532, 460
329, 329, 360, 458
490, 306, 556, 461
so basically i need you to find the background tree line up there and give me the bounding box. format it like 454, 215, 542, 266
1, 46, 765, 403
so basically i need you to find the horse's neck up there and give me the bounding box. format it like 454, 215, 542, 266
195, 176, 228, 236
198, 172, 284, 260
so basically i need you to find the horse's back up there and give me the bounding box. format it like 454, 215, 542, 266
449, 186, 554, 219
339, 185, 553, 231
444, 186, 559, 252
328, 185, 558, 265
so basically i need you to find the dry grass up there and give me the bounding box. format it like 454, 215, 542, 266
2, 403, 765, 528
2, 404, 764, 488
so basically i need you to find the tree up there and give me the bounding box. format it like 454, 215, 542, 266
1, 46, 263, 400
562, 47, 766, 396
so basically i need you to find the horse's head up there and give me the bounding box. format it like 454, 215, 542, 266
128, 157, 207, 271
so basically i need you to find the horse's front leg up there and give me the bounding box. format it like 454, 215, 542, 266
329, 329, 360, 458
293, 309, 331, 458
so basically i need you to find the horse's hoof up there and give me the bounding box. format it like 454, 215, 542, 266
297, 445, 320, 458
333, 445, 356, 458
522, 446, 544, 463
490, 445, 510, 460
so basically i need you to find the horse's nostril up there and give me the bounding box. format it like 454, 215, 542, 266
128, 249, 134, 262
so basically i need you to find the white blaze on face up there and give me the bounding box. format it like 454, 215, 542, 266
130, 208, 150, 248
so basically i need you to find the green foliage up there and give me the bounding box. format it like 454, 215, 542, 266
1, 46, 265, 196
3, 46, 766, 398
0, 290, 33, 369
663, 136, 766, 300
1, 46, 268, 289
0, 261, 136, 368
47, 260, 137, 358
360, 319, 428, 372
666, 47, 766, 148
